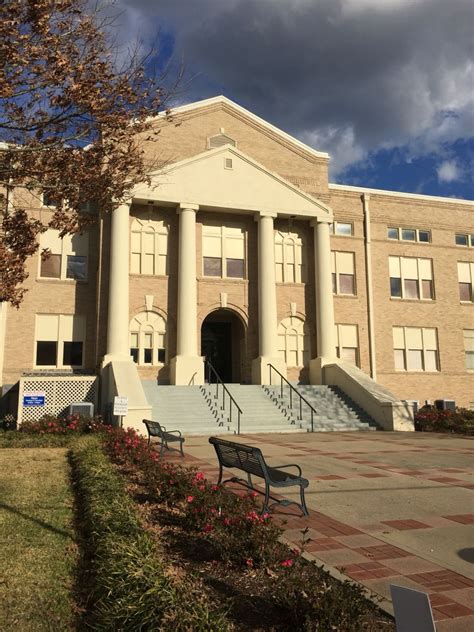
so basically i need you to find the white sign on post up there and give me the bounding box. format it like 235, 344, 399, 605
113, 396, 128, 417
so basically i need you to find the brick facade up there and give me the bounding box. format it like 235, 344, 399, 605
1, 97, 473, 410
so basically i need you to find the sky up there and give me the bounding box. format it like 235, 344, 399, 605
114, 0, 473, 199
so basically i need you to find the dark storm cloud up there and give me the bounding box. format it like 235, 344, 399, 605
116, 0, 473, 174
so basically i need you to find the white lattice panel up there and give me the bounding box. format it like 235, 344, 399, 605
19, 376, 98, 422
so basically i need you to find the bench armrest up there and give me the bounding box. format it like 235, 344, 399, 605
271, 463, 303, 477
165, 429, 182, 437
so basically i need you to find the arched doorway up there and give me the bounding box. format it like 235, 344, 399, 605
201, 309, 245, 383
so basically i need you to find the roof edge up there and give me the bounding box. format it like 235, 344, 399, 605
329, 183, 474, 206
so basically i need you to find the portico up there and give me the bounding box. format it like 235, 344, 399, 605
104, 144, 337, 386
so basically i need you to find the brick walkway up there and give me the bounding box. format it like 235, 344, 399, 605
162, 431, 474, 631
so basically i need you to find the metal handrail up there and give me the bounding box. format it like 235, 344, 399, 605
205, 361, 243, 435
267, 363, 317, 432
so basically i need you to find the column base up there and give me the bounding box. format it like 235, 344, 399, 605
252, 356, 287, 385
309, 356, 337, 384
170, 355, 204, 385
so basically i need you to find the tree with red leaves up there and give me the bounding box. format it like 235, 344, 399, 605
0, 0, 172, 305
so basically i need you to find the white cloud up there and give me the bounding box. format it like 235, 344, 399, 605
437, 160, 462, 183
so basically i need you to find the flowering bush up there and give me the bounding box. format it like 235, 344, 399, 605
20, 413, 104, 435
415, 406, 474, 435
101, 426, 286, 568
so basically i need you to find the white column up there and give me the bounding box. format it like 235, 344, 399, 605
104, 201, 132, 362
310, 218, 336, 383
170, 203, 204, 385
252, 211, 287, 384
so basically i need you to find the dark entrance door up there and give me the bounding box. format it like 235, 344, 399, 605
201, 321, 232, 382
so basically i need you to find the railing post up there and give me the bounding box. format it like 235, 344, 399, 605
222, 388, 225, 411
299, 396, 302, 420
290, 386, 292, 410
238, 409, 241, 435
311, 409, 314, 433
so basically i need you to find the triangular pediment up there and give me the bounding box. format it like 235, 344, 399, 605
133, 145, 332, 219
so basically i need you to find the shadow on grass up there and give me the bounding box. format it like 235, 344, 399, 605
0, 501, 74, 540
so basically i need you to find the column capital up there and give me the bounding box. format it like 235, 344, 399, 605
112, 199, 133, 210
310, 216, 333, 228
178, 202, 199, 213
254, 210, 277, 221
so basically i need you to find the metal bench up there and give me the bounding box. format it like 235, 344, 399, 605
209, 436, 309, 516
142, 419, 185, 458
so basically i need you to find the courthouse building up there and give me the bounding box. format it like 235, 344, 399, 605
0, 96, 473, 430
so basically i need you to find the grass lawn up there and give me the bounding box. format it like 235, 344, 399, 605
0, 448, 78, 631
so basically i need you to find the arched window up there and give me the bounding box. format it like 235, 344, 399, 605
275, 231, 306, 283
130, 217, 168, 275
129, 311, 167, 366
278, 316, 310, 367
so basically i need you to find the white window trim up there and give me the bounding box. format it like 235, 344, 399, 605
387, 226, 431, 243
34, 314, 86, 369
202, 224, 246, 279
130, 217, 169, 277
393, 327, 439, 373
332, 251, 356, 296
38, 230, 88, 282
389, 256, 434, 301
275, 230, 306, 283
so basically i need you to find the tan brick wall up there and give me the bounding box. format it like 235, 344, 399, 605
2, 102, 473, 413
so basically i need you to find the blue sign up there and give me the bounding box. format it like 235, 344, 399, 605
23, 391, 46, 406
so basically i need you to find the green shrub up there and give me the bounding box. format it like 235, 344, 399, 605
70, 438, 229, 631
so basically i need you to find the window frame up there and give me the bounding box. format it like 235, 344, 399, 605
34, 314, 86, 369
202, 224, 246, 280
335, 323, 360, 367
129, 311, 167, 367
332, 251, 356, 296
330, 222, 354, 237
38, 230, 89, 282
387, 226, 431, 244
393, 326, 439, 373
389, 256, 434, 301
130, 216, 169, 277
457, 261, 474, 303
455, 233, 474, 248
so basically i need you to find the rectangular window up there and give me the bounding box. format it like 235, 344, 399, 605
457, 262, 474, 302
130, 333, 139, 363
36, 341, 57, 366
393, 326, 439, 372
226, 258, 244, 278
203, 256, 222, 277
157, 348, 166, 363
331, 251, 356, 296
35, 314, 85, 369
388, 227, 399, 240
40, 254, 61, 278
455, 233, 469, 246
388, 227, 431, 243
334, 222, 353, 236
202, 224, 246, 279
39, 229, 88, 281
335, 324, 359, 366
389, 256, 434, 301
464, 330, 474, 370
62, 341, 83, 366
66, 255, 87, 280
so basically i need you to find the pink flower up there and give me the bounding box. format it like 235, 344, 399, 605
202, 524, 213, 533
222, 518, 232, 526
194, 472, 205, 482
211, 485, 219, 491
186, 495, 194, 503
246, 558, 254, 568
249, 491, 258, 498
198, 485, 206, 491
280, 559, 294, 568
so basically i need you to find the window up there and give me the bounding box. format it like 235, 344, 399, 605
277, 317, 310, 367
331, 251, 356, 295
464, 330, 474, 370
275, 230, 306, 283
130, 216, 168, 275
202, 224, 245, 279
455, 234, 474, 247
39, 230, 88, 281
129, 311, 167, 366
335, 324, 359, 366
42, 190, 60, 207
389, 257, 434, 300
392, 327, 439, 372
330, 222, 353, 236
457, 262, 474, 302
387, 227, 431, 243
35, 314, 86, 368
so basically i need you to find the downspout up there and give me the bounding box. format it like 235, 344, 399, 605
362, 193, 377, 380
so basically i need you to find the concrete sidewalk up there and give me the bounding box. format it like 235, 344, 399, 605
172, 431, 474, 631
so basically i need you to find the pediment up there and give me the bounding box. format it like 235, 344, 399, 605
133, 145, 332, 219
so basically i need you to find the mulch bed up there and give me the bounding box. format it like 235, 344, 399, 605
115, 459, 395, 631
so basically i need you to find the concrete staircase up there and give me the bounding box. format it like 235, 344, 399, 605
264, 384, 378, 432
141, 382, 233, 436
203, 384, 305, 434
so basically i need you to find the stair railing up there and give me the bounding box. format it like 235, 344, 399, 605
267, 363, 317, 432
205, 361, 243, 435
